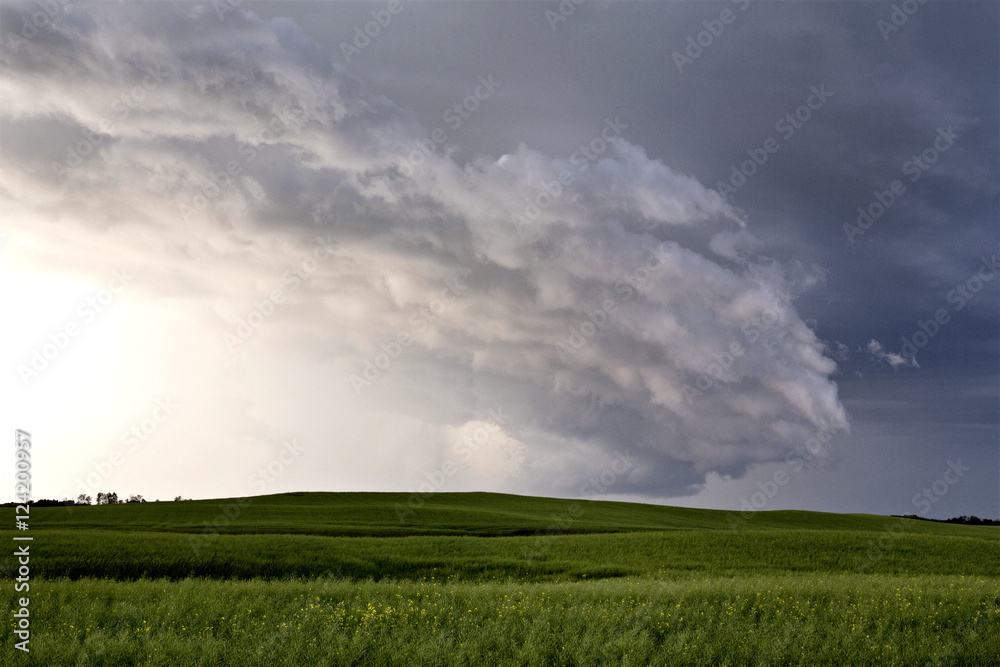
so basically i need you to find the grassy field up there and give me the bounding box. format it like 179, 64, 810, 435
21, 491, 1000, 537
3, 493, 999, 665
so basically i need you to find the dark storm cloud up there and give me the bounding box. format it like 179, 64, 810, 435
262, 0, 996, 514
2, 1, 994, 514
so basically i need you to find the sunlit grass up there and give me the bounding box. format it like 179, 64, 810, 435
4, 493, 998, 665
6, 575, 998, 666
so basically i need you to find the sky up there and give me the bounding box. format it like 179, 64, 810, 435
1, 0, 997, 520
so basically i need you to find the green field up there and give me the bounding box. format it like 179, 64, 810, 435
3, 493, 999, 665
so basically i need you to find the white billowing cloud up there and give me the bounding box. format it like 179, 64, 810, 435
867, 339, 919, 371
443, 420, 527, 492
0, 2, 847, 501
709, 230, 760, 262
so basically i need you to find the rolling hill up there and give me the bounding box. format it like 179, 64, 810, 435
27, 491, 1000, 538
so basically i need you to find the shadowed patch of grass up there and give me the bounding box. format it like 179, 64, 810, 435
3, 527, 998, 582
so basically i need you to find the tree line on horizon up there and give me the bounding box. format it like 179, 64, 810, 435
890, 514, 1000, 526
1, 495, 998, 526
2, 493, 190, 507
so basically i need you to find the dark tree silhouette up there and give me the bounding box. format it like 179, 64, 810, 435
96, 492, 120, 505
